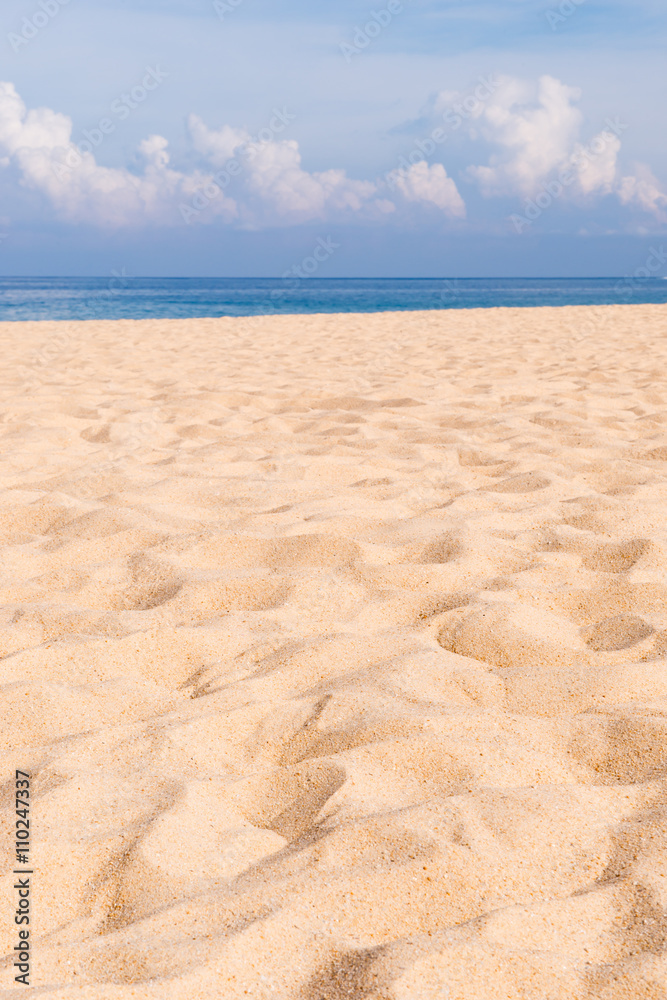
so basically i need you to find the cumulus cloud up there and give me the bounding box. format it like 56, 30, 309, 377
618, 164, 667, 221
185, 115, 377, 223
0, 80, 469, 231
387, 161, 465, 217
572, 132, 621, 196
202, 127, 379, 224
0, 82, 71, 154
187, 114, 249, 167
452, 73, 667, 222
0, 82, 383, 228
3, 76, 662, 233
179, 116, 462, 226
0, 82, 417, 230
0, 81, 230, 228
466, 75, 587, 196
413, 73, 626, 206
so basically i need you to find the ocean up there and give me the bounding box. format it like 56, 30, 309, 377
1, 276, 666, 322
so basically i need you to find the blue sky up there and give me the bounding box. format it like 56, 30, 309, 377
1, 0, 666, 275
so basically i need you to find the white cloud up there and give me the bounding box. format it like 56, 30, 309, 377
0, 82, 388, 229
618, 164, 667, 221
572, 132, 621, 196
0, 82, 71, 153
387, 161, 465, 217
0, 81, 399, 230
187, 114, 249, 167
238, 138, 378, 223
2, 77, 663, 233
456, 73, 667, 221
0, 81, 231, 228
466, 75, 585, 197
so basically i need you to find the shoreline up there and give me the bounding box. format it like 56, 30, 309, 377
2, 298, 667, 325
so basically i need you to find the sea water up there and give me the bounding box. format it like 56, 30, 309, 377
1, 276, 666, 322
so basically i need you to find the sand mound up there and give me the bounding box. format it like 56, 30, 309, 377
1, 304, 667, 998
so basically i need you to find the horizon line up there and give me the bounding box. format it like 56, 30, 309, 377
2, 276, 664, 282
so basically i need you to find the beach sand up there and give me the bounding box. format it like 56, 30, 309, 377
1, 304, 667, 998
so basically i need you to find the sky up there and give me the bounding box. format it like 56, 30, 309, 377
0, 0, 666, 276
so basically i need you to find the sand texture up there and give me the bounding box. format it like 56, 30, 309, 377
1, 304, 667, 998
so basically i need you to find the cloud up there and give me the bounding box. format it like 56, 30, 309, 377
465, 75, 586, 197
187, 114, 249, 167
387, 161, 465, 217
618, 164, 667, 221
2, 76, 663, 234
0, 82, 71, 155
1, 82, 433, 230
572, 132, 621, 196
189, 117, 380, 225
413, 73, 624, 205
449, 73, 667, 223
0, 81, 227, 228
0, 81, 470, 230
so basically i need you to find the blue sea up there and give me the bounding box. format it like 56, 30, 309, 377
1, 277, 666, 322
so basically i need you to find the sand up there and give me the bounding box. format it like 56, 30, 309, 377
1, 304, 667, 998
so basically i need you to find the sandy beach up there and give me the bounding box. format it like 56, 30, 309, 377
2, 304, 667, 998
